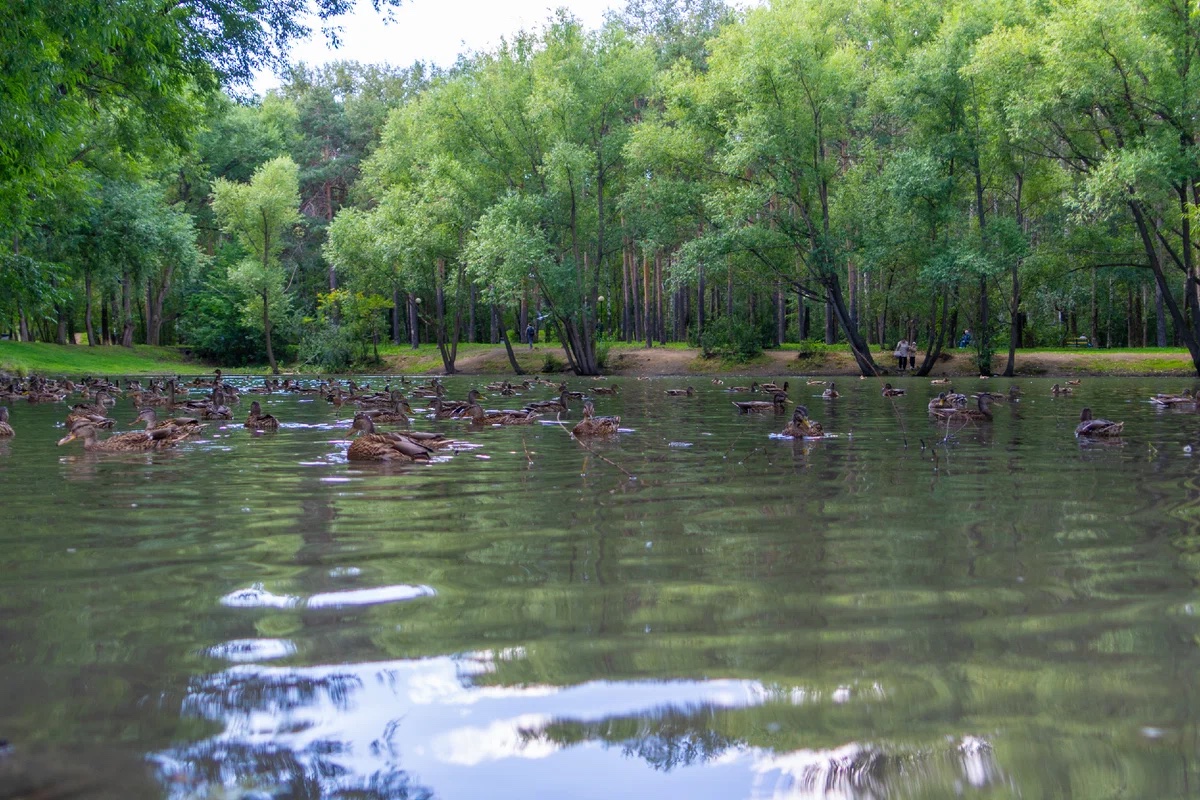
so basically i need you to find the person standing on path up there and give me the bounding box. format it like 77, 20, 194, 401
894, 339, 909, 371
526, 322, 535, 350
907, 339, 917, 371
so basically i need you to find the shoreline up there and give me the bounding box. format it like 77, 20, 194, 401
2, 341, 1197, 379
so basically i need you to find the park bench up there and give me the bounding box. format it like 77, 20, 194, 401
1065, 336, 1091, 348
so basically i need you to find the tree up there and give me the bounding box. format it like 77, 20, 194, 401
211, 156, 301, 373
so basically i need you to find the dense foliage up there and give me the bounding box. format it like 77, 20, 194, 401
5, 0, 1200, 377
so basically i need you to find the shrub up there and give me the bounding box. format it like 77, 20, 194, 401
699, 317, 768, 362
297, 323, 356, 372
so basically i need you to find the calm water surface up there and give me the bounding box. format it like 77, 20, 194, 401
2, 374, 1200, 799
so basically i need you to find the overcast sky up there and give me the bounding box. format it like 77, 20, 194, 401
256, 0, 620, 93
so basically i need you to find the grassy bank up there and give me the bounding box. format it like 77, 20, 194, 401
3, 340, 1198, 378
0, 342, 200, 376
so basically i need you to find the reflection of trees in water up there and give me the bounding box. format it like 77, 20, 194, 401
523, 705, 1006, 797
164, 670, 434, 800
156, 738, 433, 800
182, 669, 362, 718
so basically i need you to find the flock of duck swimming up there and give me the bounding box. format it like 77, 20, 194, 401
0, 371, 1139, 463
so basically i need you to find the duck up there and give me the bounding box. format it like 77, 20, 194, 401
1051, 383, 1072, 396
665, 386, 696, 397
572, 401, 620, 437
589, 384, 620, 395
243, 400, 280, 430
806, 379, 828, 386
930, 376, 952, 385
759, 381, 789, 394
822, 382, 840, 400
0, 406, 12, 437
1066, 379, 1081, 386
928, 392, 955, 413
66, 409, 117, 429
462, 401, 540, 426
933, 394, 993, 422
727, 382, 759, 393
133, 407, 204, 437
198, 387, 234, 420
364, 392, 412, 425
524, 390, 571, 415
347, 413, 434, 462
782, 405, 824, 438
1151, 389, 1195, 408
881, 383, 905, 397
57, 421, 190, 452
732, 392, 789, 414
1075, 407, 1124, 437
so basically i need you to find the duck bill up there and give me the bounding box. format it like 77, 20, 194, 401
56, 432, 77, 446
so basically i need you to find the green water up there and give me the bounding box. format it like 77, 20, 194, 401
2, 375, 1200, 799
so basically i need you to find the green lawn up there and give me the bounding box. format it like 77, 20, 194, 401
0, 342, 201, 376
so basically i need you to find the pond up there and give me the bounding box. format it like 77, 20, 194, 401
2, 374, 1200, 799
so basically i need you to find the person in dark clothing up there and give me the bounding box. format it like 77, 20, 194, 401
526, 323, 535, 350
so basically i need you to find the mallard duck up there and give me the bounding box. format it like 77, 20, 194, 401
1075, 407, 1123, 437
133, 407, 204, 437
727, 382, 759, 393
244, 400, 279, 430
463, 401, 539, 426
197, 387, 233, 420
1151, 389, 1195, 408
933, 394, 993, 422
806, 379, 828, 386
57, 421, 190, 452
524, 390, 571, 414
665, 386, 696, 397
1051, 383, 1072, 396
759, 381, 789, 394
881, 383, 905, 397
1066, 379, 1081, 386
365, 392, 412, 425
589, 384, 619, 395
782, 405, 824, 438
710, 378, 725, 386
928, 392, 954, 413
347, 413, 434, 462
0, 406, 12, 437
822, 382, 840, 400
69, 392, 114, 418
733, 392, 789, 414
572, 401, 620, 437
930, 377, 952, 385
558, 383, 588, 400
66, 409, 116, 429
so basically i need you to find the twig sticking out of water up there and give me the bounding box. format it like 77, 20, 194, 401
521, 433, 533, 468
888, 395, 908, 449
722, 429, 747, 460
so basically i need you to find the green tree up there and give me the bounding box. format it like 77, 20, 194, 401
211, 156, 302, 373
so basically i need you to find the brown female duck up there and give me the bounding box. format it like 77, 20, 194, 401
0, 406, 12, 437
524, 390, 571, 415
464, 401, 539, 426
133, 407, 204, 437
1075, 408, 1124, 437
822, 382, 840, 400
572, 401, 620, 437
347, 413, 434, 462
782, 405, 824, 438
881, 383, 905, 397
733, 392, 789, 414
932, 394, 993, 422
244, 400, 280, 430
57, 421, 190, 452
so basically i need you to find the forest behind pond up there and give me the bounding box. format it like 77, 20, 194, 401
5, 0, 1200, 378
